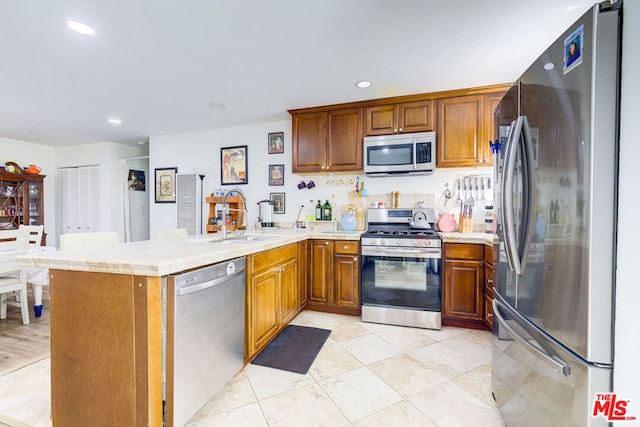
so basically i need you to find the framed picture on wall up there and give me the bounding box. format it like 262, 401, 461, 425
270, 192, 285, 214
268, 132, 284, 154
221, 145, 248, 185
128, 169, 146, 191
268, 164, 284, 186
154, 167, 177, 203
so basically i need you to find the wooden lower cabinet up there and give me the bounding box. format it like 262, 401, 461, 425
307, 239, 360, 315
442, 243, 487, 329
245, 243, 300, 360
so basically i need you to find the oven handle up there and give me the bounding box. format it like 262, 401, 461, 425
361, 248, 441, 259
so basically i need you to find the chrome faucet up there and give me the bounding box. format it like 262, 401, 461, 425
220, 188, 247, 239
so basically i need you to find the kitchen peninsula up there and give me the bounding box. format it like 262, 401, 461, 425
17, 228, 494, 425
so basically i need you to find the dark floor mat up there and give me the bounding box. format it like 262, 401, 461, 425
250, 324, 331, 374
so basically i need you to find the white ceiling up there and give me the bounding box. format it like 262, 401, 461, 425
0, 0, 596, 147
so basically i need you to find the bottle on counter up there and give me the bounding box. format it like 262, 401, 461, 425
322, 200, 332, 221
315, 200, 322, 221
307, 200, 315, 221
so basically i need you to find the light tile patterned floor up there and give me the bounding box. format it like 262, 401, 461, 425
0, 311, 506, 426
188, 311, 505, 426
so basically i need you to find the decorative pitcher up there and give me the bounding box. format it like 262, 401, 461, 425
26, 164, 42, 175
437, 213, 457, 232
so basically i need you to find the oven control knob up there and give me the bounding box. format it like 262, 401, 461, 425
396, 239, 403, 246
380, 239, 387, 245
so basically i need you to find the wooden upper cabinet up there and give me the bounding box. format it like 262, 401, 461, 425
437, 95, 483, 167
364, 100, 434, 136
437, 92, 505, 167
292, 112, 327, 173
292, 108, 363, 173
327, 108, 363, 172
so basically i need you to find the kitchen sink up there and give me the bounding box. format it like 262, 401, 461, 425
220, 235, 280, 244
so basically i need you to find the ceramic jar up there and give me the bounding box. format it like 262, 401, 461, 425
26, 164, 42, 175
437, 213, 457, 232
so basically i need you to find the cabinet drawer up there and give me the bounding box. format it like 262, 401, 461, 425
444, 243, 483, 260
484, 245, 495, 264
484, 293, 494, 330
250, 243, 297, 274
333, 240, 359, 255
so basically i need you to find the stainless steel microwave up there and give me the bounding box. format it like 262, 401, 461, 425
363, 131, 436, 177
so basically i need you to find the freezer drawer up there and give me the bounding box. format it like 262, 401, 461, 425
492, 296, 611, 427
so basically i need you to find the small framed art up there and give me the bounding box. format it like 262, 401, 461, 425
268, 132, 284, 154
270, 192, 285, 214
221, 145, 248, 185
154, 167, 177, 203
269, 164, 284, 186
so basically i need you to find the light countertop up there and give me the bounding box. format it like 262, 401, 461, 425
17, 228, 497, 277
16, 229, 363, 277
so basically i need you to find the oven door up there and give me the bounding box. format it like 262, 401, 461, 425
361, 246, 441, 312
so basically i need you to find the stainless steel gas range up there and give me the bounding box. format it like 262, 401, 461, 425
360, 208, 442, 330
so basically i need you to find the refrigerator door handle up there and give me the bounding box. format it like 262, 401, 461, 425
493, 298, 571, 377
518, 115, 537, 274
502, 118, 522, 273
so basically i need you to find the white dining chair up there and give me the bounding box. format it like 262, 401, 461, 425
19, 224, 44, 247
0, 227, 30, 325
153, 228, 188, 241
59, 232, 119, 250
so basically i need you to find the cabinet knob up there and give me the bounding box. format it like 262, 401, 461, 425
343, 245, 348, 250
398, 128, 403, 132
353, 257, 358, 262
393, 128, 398, 133
488, 312, 493, 318
487, 279, 493, 284
325, 241, 329, 245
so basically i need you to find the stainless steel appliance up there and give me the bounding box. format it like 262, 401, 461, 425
363, 132, 436, 177
492, 3, 620, 425
257, 199, 275, 227
166, 257, 246, 426
360, 208, 442, 329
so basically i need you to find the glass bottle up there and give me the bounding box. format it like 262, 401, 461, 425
315, 200, 322, 221
307, 200, 315, 221
322, 200, 332, 221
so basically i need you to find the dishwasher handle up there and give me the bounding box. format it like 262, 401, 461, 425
177, 268, 245, 296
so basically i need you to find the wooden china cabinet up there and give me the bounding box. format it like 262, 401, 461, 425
0, 171, 46, 244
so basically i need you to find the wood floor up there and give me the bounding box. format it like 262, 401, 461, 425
0, 286, 50, 376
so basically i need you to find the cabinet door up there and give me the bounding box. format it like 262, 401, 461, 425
482, 93, 504, 166
333, 253, 359, 308
308, 240, 332, 305
364, 104, 397, 136
443, 259, 484, 321
437, 95, 483, 167
327, 108, 363, 172
279, 259, 299, 326
398, 100, 435, 133
247, 268, 279, 355
292, 112, 327, 173
484, 293, 494, 330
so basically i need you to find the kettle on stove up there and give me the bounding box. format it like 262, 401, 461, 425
257, 200, 275, 227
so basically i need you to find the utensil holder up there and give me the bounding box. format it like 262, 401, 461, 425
458, 215, 473, 233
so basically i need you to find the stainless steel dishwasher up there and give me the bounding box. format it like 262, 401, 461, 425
165, 257, 246, 426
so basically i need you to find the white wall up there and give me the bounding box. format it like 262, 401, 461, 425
614, 1, 640, 421
0, 137, 56, 244
149, 120, 492, 236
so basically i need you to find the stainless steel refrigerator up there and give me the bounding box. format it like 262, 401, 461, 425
491, 3, 621, 426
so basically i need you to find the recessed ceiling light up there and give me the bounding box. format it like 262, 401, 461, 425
544, 62, 555, 71
67, 20, 96, 36
209, 102, 226, 109
108, 118, 122, 125
355, 80, 372, 89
